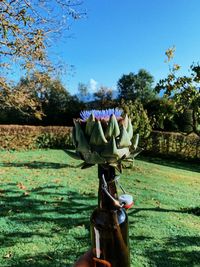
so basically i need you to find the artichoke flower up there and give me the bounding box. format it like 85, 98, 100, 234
67, 109, 141, 171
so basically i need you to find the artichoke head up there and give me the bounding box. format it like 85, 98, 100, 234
68, 109, 140, 170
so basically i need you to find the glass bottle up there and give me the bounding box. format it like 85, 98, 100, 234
90, 165, 130, 267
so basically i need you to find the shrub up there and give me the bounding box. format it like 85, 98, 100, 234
141, 130, 200, 160
178, 109, 194, 133
120, 99, 152, 139
1, 126, 199, 161
145, 98, 177, 131
0, 125, 73, 150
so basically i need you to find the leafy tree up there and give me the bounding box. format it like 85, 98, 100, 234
0, 0, 85, 96
77, 82, 91, 102
0, 72, 83, 125
78, 82, 88, 97
0, 0, 84, 68
41, 79, 82, 125
93, 86, 114, 109
117, 69, 156, 103
155, 47, 200, 134
0, 76, 43, 123
145, 98, 177, 131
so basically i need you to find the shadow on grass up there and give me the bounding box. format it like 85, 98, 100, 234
129, 209, 200, 267
0, 161, 81, 169
129, 234, 200, 266
0, 185, 96, 266
137, 155, 200, 173
1, 192, 200, 266
0, 154, 199, 266
129, 207, 200, 217
145, 236, 200, 267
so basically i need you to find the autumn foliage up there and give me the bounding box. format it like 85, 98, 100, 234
0, 125, 73, 150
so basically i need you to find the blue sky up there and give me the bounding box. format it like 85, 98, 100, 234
52, 0, 200, 94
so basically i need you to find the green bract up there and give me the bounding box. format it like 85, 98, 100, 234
67, 112, 141, 171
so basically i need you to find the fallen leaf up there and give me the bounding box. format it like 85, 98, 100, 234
3, 252, 12, 259
17, 182, 27, 190
53, 179, 61, 183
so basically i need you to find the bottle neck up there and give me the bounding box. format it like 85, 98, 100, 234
98, 165, 118, 210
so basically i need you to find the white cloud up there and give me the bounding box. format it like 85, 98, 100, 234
88, 78, 98, 92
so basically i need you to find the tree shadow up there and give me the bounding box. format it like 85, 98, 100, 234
129, 207, 200, 217
145, 236, 200, 267
0, 185, 96, 224
0, 185, 96, 266
8, 247, 83, 267
0, 161, 80, 169
128, 207, 200, 266
137, 155, 200, 173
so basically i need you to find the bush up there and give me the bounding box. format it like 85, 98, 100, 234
145, 98, 177, 131
1, 126, 199, 161
0, 125, 73, 150
178, 109, 194, 133
120, 99, 152, 139
141, 130, 200, 160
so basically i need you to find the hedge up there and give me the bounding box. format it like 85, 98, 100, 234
0, 125, 73, 150
141, 131, 200, 161
0, 125, 199, 161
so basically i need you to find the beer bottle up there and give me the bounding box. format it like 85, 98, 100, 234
90, 165, 130, 267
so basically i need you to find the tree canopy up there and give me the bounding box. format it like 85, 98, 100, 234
117, 69, 156, 103
0, 72, 84, 125
93, 86, 113, 109
0, 0, 85, 120
0, 0, 85, 88
155, 47, 200, 134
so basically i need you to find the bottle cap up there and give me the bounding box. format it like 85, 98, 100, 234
119, 194, 134, 209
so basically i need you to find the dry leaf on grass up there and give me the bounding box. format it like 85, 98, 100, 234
3, 252, 12, 259
17, 182, 27, 190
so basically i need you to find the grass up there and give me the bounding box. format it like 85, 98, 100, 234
0, 149, 199, 267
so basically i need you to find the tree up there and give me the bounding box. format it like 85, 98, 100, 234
41, 78, 81, 125
0, 0, 85, 93
117, 69, 156, 103
26, 72, 84, 125
77, 82, 90, 102
0, 72, 83, 125
93, 86, 114, 109
145, 98, 177, 131
155, 47, 200, 134
0, 75, 44, 123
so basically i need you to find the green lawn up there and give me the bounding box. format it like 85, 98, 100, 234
0, 150, 199, 267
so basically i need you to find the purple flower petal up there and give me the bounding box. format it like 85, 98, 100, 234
80, 108, 122, 121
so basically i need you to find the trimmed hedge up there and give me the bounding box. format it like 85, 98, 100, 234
0, 125, 73, 150
141, 131, 200, 160
0, 125, 199, 161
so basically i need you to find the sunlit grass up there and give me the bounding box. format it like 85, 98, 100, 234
0, 150, 199, 266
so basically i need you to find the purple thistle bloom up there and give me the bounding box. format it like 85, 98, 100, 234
80, 108, 122, 121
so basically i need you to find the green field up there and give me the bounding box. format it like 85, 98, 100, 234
0, 150, 199, 267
